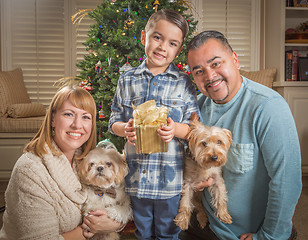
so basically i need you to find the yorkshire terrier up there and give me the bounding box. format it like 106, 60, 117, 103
76, 147, 133, 240
174, 113, 232, 230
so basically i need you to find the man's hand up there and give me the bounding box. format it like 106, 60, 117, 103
240, 233, 253, 240
193, 178, 214, 191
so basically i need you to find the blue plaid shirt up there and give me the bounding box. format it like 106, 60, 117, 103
109, 61, 199, 199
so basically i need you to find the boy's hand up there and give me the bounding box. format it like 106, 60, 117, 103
157, 117, 175, 143
124, 119, 136, 145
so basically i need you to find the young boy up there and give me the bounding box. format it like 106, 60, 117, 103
109, 9, 199, 239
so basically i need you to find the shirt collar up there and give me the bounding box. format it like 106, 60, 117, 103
134, 60, 180, 78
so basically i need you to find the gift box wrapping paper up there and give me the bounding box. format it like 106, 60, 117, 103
133, 100, 168, 154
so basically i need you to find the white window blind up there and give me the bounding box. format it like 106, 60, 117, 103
1, 0, 66, 105
0, 0, 101, 105
190, 0, 260, 70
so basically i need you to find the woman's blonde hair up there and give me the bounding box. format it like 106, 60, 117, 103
25, 85, 97, 160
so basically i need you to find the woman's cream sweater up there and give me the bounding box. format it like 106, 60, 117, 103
0, 143, 87, 239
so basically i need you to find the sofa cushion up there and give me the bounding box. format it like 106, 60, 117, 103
8, 103, 46, 118
0, 68, 31, 118
240, 68, 277, 88
0, 116, 44, 133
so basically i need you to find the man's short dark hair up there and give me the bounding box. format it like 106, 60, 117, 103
187, 30, 233, 53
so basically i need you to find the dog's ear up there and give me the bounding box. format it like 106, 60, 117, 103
75, 157, 91, 184
114, 152, 128, 185
189, 112, 203, 132
190, 112, 199, 121
223, 129, 233, 149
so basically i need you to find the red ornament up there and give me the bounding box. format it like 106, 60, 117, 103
176, 63, 183, 70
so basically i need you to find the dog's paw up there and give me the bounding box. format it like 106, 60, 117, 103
196, 211, 208, 229
217, 212, 232, 224
174, 208, 191, 230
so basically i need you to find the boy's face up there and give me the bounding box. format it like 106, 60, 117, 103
141, 19, 183, 75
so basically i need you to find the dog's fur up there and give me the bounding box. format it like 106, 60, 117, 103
76, 147, 133, 240
174, 113, 232, 230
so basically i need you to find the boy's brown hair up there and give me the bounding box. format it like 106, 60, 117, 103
145, 9, 189, 44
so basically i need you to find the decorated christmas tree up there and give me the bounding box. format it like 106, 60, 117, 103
76, 0, 197, 151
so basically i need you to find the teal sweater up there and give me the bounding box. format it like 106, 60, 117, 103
198, 77, 302, 240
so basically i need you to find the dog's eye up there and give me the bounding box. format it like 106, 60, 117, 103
202, 142, 207, 147
90, 163, 95, 167
217, 140, 222, 145
106, 162, 112, 167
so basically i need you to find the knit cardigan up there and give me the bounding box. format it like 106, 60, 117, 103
0, 143, 87, 239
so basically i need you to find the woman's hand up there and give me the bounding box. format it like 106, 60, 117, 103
81, 209, 123, 236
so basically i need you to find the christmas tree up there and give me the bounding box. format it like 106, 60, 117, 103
76, 0, 197, 151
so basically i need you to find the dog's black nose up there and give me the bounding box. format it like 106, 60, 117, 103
211, 156, 218, 161
97, 166, 104, 172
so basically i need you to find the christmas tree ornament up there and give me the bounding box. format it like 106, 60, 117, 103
107, 57, 112, 66
124, 3, 134, 30
119, 56, 133, 74
86, 82, 93, 91
176, 63, 183, 71
124, 16, 135, 29
153, 0, 160, 12
183, 64, 189, 72
95, 60, 101, 73
183, 64, 191, 75
99, 108, 105, 119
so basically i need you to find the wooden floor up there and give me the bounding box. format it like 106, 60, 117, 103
0, 179, 307, 238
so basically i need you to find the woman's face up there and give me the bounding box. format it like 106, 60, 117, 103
51, 98, 92, 160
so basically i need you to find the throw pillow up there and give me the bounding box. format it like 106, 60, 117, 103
240, 68, 277, 88
0, 68, 31, 118
8, 103, 46, 118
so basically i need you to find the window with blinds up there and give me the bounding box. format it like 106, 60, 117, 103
0, 0, 101, 106
1, 0, 65, 105
190, 0, 260, 70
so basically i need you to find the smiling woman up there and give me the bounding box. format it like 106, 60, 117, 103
0, 85, 124, 240
51, 96, 94, 163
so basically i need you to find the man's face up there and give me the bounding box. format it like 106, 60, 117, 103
188, 39, 242, 104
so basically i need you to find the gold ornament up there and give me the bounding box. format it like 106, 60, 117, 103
153, 0, 160, 12
124, 16, 134, 29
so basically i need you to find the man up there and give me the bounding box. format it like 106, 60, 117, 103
180, 31, 302, 240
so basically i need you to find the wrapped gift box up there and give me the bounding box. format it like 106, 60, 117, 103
133, 100, 168, 154
135, 125, 168, 154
